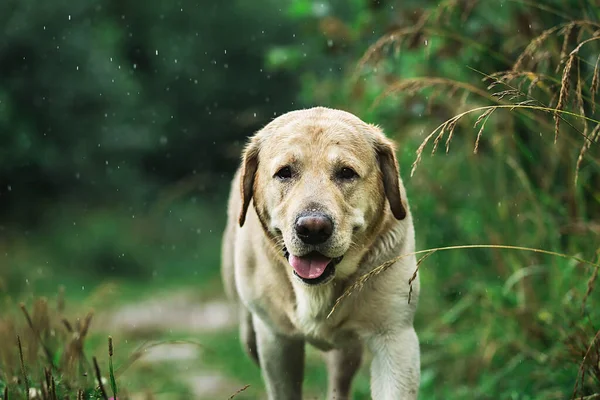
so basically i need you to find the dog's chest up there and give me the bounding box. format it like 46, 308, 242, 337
291, 284, 351, 344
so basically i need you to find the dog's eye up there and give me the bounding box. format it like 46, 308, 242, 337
274, 166, 292, 180
337, 167, 359, 180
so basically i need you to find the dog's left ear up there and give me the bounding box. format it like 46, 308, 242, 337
238, 138, 260, 227
373, 129, 407, 220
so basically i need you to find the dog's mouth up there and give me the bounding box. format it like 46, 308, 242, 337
284, 249, 342, 285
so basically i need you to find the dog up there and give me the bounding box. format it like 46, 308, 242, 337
221, 107, 420, 399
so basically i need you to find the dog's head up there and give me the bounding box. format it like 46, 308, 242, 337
238, 107, 406, 285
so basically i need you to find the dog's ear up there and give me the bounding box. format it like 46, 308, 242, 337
373, 130, 407, 220
239, 138, 260, 227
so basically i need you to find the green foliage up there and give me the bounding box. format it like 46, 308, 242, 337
270, 0, 600, 398
0, 0, 297, 224
1, 0, 599, 399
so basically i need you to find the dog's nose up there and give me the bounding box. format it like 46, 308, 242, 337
295, 214, 333, 245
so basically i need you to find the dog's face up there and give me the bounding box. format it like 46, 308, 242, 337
238, 108, 406, 285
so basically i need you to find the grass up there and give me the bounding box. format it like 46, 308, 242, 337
2, 1, 600, 399
336, 0, 600, 398
0, 293, 117, 399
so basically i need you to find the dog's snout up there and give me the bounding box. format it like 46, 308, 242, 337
295, 214, 333, 245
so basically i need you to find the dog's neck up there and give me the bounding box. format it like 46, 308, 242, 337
359, 211, 413, 275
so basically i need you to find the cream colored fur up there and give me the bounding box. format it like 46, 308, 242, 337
221, 107, 420, 400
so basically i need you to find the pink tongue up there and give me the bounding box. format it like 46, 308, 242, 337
289, 254, 332, 279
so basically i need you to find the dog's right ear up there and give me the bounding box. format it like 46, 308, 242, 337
238, 138, 260, 227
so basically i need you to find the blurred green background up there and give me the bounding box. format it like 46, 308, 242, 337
1, 0, 599, 399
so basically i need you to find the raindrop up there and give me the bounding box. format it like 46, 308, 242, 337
68, 15, 71, 20
155, 50, 159, 56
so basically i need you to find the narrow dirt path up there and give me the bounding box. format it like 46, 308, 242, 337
95, 290, 246, 399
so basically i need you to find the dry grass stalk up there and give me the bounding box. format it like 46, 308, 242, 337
513, 25, 562, 71
356, 0, 472, 73
555, 53, 575, 143
408, 250, 437, 304
575, 123, 600, 184
513, 21, 600, 72
443, 119, 459, 153
591, 54, 600, 114
1, 292, 115, 398
557, 22, 576, 73
371, 77, 492, 110
572, 328, 600, 399
0, 318, 18, 379
115, 340, 205, 378
17, 336, 29, 400
228, 384, 251, 399
356, 25, 421, 72
327, 244, 600, 319
473, 108, 495, 154
60, 311, 94, 380
19, 301, 56, 371
411, 103, 599, 176
575, 58, 588, 138
581, 264, 598, 315
430, 121, 448, 156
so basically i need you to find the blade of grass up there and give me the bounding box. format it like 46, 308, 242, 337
17, 335, 29, 400
108, 337, 117, 399
92, 357, 108, 400
328, 244, 600, 319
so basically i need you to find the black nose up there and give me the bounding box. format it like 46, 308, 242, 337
295, 214, 333, 245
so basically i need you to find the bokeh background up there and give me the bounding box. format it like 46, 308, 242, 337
1, 0, 599, 399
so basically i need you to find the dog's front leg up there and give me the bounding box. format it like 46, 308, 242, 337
325, 341, 363, 400
367, 327, 420, 399
253, 315, 305, 400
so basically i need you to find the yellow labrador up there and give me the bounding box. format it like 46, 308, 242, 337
221, 107, 420, 399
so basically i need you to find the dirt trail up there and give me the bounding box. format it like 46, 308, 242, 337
95, 290, 244, 399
